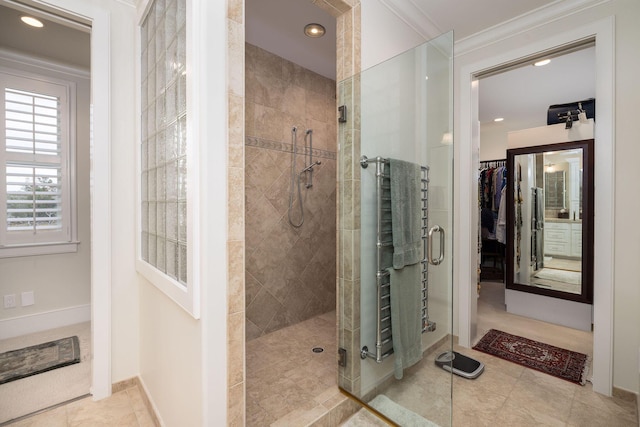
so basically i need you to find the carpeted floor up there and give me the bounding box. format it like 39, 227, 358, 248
0, 322, 91, 423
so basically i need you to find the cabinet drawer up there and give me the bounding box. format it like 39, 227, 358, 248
545, 229, 569, 242
545, 241, 570, 254
545, 222, 569, 230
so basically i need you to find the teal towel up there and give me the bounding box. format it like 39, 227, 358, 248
388, 159, 423, 269
388, 265, 423, 379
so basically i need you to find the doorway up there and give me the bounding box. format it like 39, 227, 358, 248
457, 20, 615, 395
0, 2, 93, 422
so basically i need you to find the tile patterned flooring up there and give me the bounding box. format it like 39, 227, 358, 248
7, 283, 638, 426
3, 385, 156, 426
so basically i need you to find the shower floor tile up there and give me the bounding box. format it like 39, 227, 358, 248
246, 310, 349, 426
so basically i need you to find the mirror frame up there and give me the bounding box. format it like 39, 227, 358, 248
506, 139, 594, 304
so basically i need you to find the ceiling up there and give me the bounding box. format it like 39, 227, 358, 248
0, 2, 90, 69
246, 0, 595, 133
0, 0, 594, 134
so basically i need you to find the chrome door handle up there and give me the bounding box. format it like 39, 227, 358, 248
427, 225, 445, 266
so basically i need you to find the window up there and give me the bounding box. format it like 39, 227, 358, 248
0, 70, 77, 257
138, 0, 198, 317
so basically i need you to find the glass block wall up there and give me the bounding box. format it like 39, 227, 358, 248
140, 0, 188, 285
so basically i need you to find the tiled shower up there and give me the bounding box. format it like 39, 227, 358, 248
244, 44, 337, 340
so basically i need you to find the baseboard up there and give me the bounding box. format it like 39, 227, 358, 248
113, 376, 163, 427
0, 304, 90, 340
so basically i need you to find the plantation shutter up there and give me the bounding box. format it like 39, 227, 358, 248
1, 72, 70, 246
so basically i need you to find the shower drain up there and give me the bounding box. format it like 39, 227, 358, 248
312, 347, 324, 353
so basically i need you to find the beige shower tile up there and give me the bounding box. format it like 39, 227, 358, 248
227, 0, 243, 24
245, 287, 280, 331
567, 399, 637, 427
227, 20, 244, 98
228, 167, 244, 240
228, 241, 244, 314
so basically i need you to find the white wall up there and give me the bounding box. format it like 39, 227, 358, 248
455, 0, 640, 394
0, 55, 91, 328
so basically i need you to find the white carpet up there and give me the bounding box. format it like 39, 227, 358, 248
0, 322, 91, 423
534, 268, 581, 285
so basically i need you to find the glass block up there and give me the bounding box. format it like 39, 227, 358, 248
148, 233, 157, 267
166, 201, 177, 240
165, 120, 177, 160
156, 130, 166, 165
156, 55, 166, 96
141, 232, 148, 261
165, 0, 177, 44
141, 171, 148, 202
149, 201, 157, 233
157, 201, 166, 237
177, 156, 187, 201
147, 39, 156, 74
178, 201, 187, 243
141, 108, 148, 141
177, 67, 187, 115
156, 95, 165, 128
165, 82, 176, 123
157, 165, 166, 201
165, 39, 177, 85
141, 22, 148, 51
157, 237, 166, 272
148, 136, 156, 169
141, 141, 148, 171
177, 24, 186, 74
147, 101, 156, 139
146, 11, 156, 45
155, 19, 165, 56
166, 239, 177, 279
166, 160, 178, 201
177, 114, 187, 156
141, 202, 149, 232
141, 52, 148, 84
176, 0, 186, 31
147, 66, 156, 108
155, 0, 166, 26
178, 243, 187, 285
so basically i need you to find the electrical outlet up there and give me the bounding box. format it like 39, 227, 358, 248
4, 294, 16, 309
21, 291, 34, 306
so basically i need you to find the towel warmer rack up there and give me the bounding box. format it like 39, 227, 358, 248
359, 155, 436, 363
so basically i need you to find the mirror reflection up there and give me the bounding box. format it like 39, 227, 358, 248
512, 148, 583, 293
507, 139, 593, 303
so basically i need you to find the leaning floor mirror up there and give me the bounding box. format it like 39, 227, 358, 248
505, 139, 594, 304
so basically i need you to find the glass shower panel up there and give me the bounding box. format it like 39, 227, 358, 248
338, 31, 453, 426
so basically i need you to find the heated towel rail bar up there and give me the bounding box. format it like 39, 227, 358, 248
359, 155, 436, 363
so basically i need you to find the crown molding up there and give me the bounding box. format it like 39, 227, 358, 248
0, 47, 90, 79
454, 0, 611, 56
377, 0, 444, 42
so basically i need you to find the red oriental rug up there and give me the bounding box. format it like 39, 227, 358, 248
472, 329, 590, 385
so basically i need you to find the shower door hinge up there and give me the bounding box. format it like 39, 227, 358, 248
338, 347, 347, 367
338, 105, 347, 123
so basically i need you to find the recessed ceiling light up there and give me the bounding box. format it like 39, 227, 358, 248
534, 59, 551, 67
304, 23, 325, 38
494, 117, 504, 122
21, 16, 44, 28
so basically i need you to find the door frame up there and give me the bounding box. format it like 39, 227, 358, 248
36, 0, 112, 400
456, 17, 614, 396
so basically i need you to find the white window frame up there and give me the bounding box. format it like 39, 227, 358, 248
0, 67, 78, 258
136, 0, 200, 318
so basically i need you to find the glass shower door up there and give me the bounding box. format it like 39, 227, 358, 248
337, 31, 454, 426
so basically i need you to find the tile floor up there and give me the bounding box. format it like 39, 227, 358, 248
3, 384, 156, 427
246, 311, 359, 426
7, 283, 638, 426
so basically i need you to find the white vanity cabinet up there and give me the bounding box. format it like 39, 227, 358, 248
571, 223, 582, 257
544, 220, 581, 258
